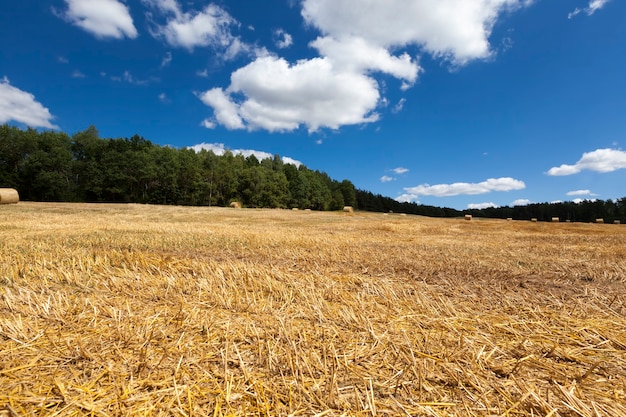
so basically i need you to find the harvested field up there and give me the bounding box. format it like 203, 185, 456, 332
1, 202, 625, 416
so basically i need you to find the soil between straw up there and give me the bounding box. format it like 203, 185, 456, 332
1, 203, 625, 416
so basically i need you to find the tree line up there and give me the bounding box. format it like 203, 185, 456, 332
0, 124, 356, 209
1, 124, 624, 222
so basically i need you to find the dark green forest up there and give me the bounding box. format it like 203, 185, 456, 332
1, 124, 625, 223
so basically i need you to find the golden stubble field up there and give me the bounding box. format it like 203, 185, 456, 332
0, 202, 625, 416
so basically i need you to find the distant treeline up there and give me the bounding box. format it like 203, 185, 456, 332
1, 124, 624, 222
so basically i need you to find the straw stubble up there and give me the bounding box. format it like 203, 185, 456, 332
0, 203, 625, 416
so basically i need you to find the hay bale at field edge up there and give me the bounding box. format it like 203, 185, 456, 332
0, 188, 19, 204
229, 201, 242, 209
465, 214, 472, 221
343, 206, 353, 213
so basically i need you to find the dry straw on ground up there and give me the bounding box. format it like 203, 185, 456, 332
1, 203, 625, 416
0, 188, 19, 204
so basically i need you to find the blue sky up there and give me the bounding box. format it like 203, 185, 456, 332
1, 0, 625, 210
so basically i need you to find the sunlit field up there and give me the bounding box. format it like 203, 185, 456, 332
1, 203, 625, 416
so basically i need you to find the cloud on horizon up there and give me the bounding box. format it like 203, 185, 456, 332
0, 77, 59, 129
188, 142, 302, 167
58, 0, 138, 39
547, 148, 626, 176
468, 202, 498, 209
397, 177, 526, 202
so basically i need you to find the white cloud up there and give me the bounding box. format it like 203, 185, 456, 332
380, 176, 395, 183
60, 0, 137, 39
143, 0, 246, 56
72, 70, 86, 78
392, 98, 406, 114
275, 29, 293, 49
468, 202, 498, 209
161, 51, 172, 67
566, 189, 596, 197
512, 198, 533, 206
200, 56, 380, 132
0, 77, 59, 129
573, 198, 597, 204
401, 177, 525, 201
201, 0, 532, 132
393, 167, 409, 174
302, 0, 530, 64
311, 36, 420, 83
188, 142, 302, 167
158, 92, 169, 102
547, 149, 626, 176
198, 88, 245, 130
569, 0, 611, 18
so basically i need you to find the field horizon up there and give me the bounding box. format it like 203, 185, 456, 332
1, 202, 625, 416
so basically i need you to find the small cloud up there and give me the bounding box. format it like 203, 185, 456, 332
566, 189, 598, 197
196, 69, 209, 77
547, 148, 626, 176
72, 70, 86, 78
393, 167, 409, 175
161, 51, 172, 68
158, 92, 169, 103
57, 0, 138, 39
380, 175, 395, 183
274, 29, 293, 49
392, 98, 406, 114
201, 119, 216, 129
569, 0, 611, 18
0, 76, 59, 129
468, 202, 498, 210
188, 142, 302, 167
58, 56, 69, 64
512, 199, 533, 206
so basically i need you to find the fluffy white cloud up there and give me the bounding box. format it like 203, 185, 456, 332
569, 0, 611, 18
401, 177, 525, 201
201, 0, 531, 132
311, 36, 420, 82
380, 176, 395, 183
60, 0, 137, 39
468, 202, 498, 209
188, 142, 302, 167
302, 0, 530, 64
547, 149, 626, 176
393, 167, 409, 174
200, 56, 380, 132
512, 199, 533, 206
198, 88, 245, 129
143, 0, 244, 53
0, 77, 59, 129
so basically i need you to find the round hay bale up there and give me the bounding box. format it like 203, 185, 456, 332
229, 201, 242, 209
551, 217, 560, 222
531, 218, 538, 222
506, 218, 513, 221
595, 218, 604, 224
464, 214, 472, 221
343, 206, 353, 213
0, 188, 19, 204
614, 220, 621, 225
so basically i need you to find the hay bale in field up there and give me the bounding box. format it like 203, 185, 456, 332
614, 220, 621, 225
292, 208, 299, 211
0, 188, 19, 204
507, 218, 513, 221
551, 217, 559, 223
465, 214, 472, 221
229, 201, 242, 209
595, 218, 604, 224
343, 206, 353, 213
531, 218, 538, 222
